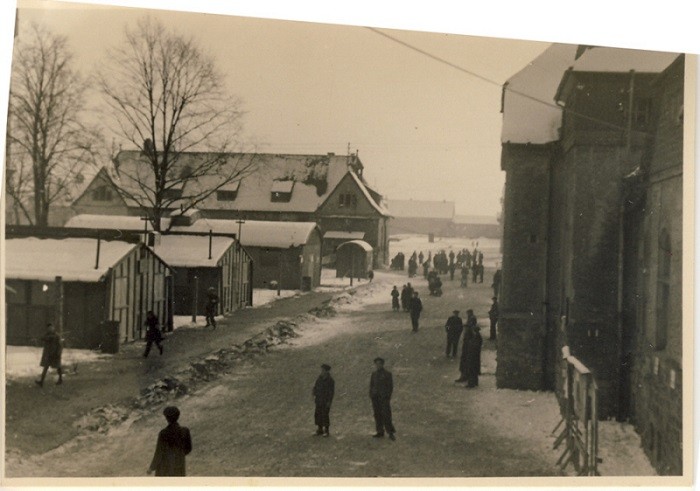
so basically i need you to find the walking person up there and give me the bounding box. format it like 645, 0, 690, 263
488, 297, 499, 341
143, 311, 164, 358
368, 270, 374, 283
409, 291, 423, 332
369, 357, 396, 440
35, 323, 63, 387
148, 406, 192, 477
205, 287, 219, 329
492, 269, 502, 298
444, 310, 463, 358
391, 286, 400, 312
312, 364, 335, 437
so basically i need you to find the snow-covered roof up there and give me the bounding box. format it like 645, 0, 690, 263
65, 214, 172, 231
501, 44, 679, 145
151, 235, 235, 267
4, 238, 137, 282
324, 231, 365, 240
337, 239, 373, 253
453, 214, 499, 225
110, 151, 362, 214
170, 218, 319, 249
385, 199, 455, 220
348, 171, 390, 216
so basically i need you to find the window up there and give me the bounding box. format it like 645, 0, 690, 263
271, 191, 292, 203
217, 190, 238, 201
655, 229, 671, 350
163, 188, 183, 200
113, 276, 129, 308
92, 185, 113, 201
339, 193, 357, 208
153, 273, 164, 302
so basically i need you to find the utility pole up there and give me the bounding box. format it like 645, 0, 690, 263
236, 218, 245, 307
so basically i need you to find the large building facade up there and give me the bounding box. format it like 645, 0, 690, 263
497, 45, 684, 475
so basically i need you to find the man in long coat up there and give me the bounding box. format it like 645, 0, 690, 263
460, 311, 483, 388
488, 297, 499, 341
36, 323, 63, 387
144, 311, 164, 358
444, 310, 463, 358
400, 284, 409, 312
369, 357, 396, 440
312, 364, 335, 436
409, 291, 423, 332
205, 287, 219, 329
148, 406, 192, 476
391, 286, 400, 312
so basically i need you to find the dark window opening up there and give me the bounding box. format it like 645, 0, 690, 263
92, 185, 113, 201
163, 188, 183, 200
217, 190, 238, 201
271, 192, 292, 203
339, 193, 357, 208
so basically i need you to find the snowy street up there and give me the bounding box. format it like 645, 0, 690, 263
7, 267, 567, 478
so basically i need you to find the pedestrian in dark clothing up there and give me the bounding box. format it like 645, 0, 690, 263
400, 284, 409, 312
445, 310, 463, 358
370, 357, 396, 440
478, 264, 484, 283
449, 263, 456, 281
368, 270, 374, 282
409, 292, 423, 332
36, 323, 63, 387
465, 325, 483, 387
472, 264, 479, 284
423, 260, 430, 279
457, 310, 479, 383
144, 311, 164, 358
460, 266, 469, 288
205, 287, 219, 328
488, 297, 499, 341
418, 251, 424, 266
313, 364, 335, 436
391, 286, 400, 311
492, 269, 502, 298
448, 250, 455, 266
148, 406, 192, 477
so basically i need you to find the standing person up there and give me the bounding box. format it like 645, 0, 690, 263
457, 309, 477, 383
35, 323, 63, 387
448, 250, 455, 267
205, 287, 219, 329
488, 297, 499, 341
368, 270, 374, 283
400, 284, 409, 312
391, 286, 400, 312
312, 364, 335, 437
460, 265, 469, 288
477, 254, 485, 283
148, 406, 192, 477
418, 251, 424, 266
449, 262, 456, 281
465, 324, 483, 388
444, 310, 463, 358
423, 260, 430, 279
405, 283, 414, 310
409, 291, 423, 332
369, 357, 396, 440
144, 311, 164, 358
492, 269, 502, 298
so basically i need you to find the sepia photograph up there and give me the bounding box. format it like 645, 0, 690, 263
0, 0, 695, 486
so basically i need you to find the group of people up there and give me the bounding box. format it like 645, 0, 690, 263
391, 284, 424, 332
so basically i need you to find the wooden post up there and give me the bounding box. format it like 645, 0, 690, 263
54, 276, 64, 336
94, 232, 101, 269
208, 229, 213, 260
277, 250, 282, 296
350, 248, 354, 286
191, 275, 199, 323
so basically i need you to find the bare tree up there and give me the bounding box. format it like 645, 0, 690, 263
7, 23, 97, 226
98, 17, 258, 231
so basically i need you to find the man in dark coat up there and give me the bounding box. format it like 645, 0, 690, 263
460, 265, 469, 288
457, 310, 478, 383
492, 269, 502, 298
144, 311, 164, 358
312, 364, 335, 436
205, 287, 219, 329
391, 286, 400, 312
488, 297, 499, 341
409, 291, 423, 332
449, 262, 456, 281
418, 251, 424, 266
369, 357, 396, 440
148, 406, 192, 477
465, 324, 483, 387
36, 323, 63, 387
400, 284, 409, 312
444, 310, 463, 358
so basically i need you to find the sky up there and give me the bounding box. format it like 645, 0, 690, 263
10, 1, 555, 217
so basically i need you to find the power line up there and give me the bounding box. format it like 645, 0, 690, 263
365, 27, 653, 137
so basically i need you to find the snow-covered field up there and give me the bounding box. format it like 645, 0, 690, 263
389, 234, 502, 268
173, 315, 225, 330
253, 288, 301, 307
5, 346, 112, 380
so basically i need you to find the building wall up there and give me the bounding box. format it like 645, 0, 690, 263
72, 170, 130, 217
387, 217, 453, 237
246, 239, 321, 291
628, 56, 684, 475
496, 143, 553, 391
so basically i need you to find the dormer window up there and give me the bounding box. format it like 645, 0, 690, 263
339, 193, 357, 208
217, 181, 240, 201
271, 180, 294, 203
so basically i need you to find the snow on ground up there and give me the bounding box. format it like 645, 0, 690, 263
173, 315, 225, 329
252, 288, 301, 307
389, 234, 502, 268
5, 346, 112, 380
597, 420, 657, 475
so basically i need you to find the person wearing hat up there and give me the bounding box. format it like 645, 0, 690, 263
148, 406, 192, 476
369, 357, 396, 440
444, 310, 464, 359
312, 363, 335, 436
205, 287, 219, 329
409, 291, 423, 332
488, 297, 499, 341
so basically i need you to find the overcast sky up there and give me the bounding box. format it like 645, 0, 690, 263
12, 1, 559, 217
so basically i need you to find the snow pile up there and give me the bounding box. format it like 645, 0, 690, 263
5, 346, 112, 380
597, 420, 656, 476
389, 234, 502, 268
173, 315, 224, 330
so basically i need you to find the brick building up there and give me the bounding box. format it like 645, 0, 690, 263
71, 151, 390, 268
498, 44, 684, 474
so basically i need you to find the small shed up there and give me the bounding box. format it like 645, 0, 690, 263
5, 237, 172, 349
151, 234, 253, 316
172, 218, 322, 291
335, 240, 374, 279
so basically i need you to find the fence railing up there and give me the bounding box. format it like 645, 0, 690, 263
553, 352, 600, 476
